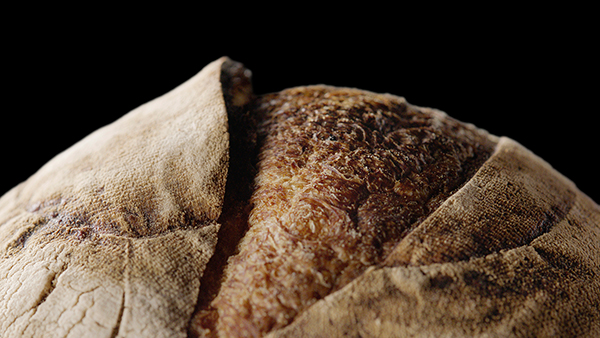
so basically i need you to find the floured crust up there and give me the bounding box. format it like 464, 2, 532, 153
4, 57, 596, 338
195, 85, 497, 337
0, 57, 242, 338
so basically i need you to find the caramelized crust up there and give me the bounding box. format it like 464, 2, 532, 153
201, 86, 496, 337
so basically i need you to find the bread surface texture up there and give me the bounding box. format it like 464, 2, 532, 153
266, 137, 600, 338
0, 57, 244, 338
0, 58, 597, 338
206, 85, 497, 337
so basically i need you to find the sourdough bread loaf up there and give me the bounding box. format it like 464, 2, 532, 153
1, 58, 598, 338
194, 85, 497, 337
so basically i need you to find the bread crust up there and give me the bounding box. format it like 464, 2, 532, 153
199, 85, 496, 337
2, 58, 597, 338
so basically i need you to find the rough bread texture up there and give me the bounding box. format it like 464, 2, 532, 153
2, 57, 598, 338
205, 86, 497, 337
0, 57, 247, 338
266, 137, 600, 338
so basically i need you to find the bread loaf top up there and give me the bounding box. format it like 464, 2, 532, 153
1, 58, 597, 338
194, 85, 497, 337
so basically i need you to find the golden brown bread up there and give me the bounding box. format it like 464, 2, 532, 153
191, 85, 497, 337
1, 58, 598, 338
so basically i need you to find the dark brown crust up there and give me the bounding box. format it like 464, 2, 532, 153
195, 86, 497, 337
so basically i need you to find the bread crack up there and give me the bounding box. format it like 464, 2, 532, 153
191, 85, 496, 337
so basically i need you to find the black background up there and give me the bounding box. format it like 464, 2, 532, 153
3, 7, 598, 202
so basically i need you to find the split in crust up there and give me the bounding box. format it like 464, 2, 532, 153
191, 85, 497, 337
1, 58, 598, 338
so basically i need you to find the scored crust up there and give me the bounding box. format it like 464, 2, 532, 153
3, 58, 596, 338
191, 85, 497, 337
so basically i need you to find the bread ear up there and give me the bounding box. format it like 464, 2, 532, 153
0, 57, 250, 337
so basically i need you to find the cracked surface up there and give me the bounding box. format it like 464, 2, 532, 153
1, 58, 597, 337
0, 220, 219, 337
200, 86, 496, 337
0, 57, 237, 338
